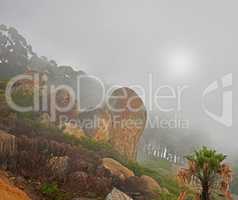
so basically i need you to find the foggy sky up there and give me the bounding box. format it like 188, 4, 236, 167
0, 0, 237, 153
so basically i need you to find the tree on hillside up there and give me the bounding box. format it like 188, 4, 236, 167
177, 146, 233, 200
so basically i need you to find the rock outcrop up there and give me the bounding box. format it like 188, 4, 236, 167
106, 188, 132, 200
140, 175, 161, 193
1, 25, 147, 161
77, 87, 147, 160
78, 107, 112, 141
108, 87, 147, 160
124, 175, 161, 199
0, 130, 16, 156
101, 158, 134, 180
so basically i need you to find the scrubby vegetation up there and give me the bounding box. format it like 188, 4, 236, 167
140, 159, 180, 196
1, 78, 237, 200
1, 24, 237, 200
0, 80, 153, 199
178, 147, 233, 200
40, 182, 70, 200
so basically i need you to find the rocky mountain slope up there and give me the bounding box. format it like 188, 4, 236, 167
0, 24, 147, 161
0, 25, 165, 199
1, 24, 235, 199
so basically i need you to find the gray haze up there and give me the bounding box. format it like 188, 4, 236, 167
0, 0, 237, 154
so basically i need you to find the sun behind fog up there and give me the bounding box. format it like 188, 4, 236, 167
166, 49, 196, 79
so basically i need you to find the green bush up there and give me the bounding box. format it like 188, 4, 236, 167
41, 182, 59, 195
40, 182, 70, 200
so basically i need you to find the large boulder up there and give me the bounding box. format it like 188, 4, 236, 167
124, 175, 161, 199
78, 87, 147, 160
101, 158, 134, 180
108, 87, 147, 160
140, 175, 161, 193
106, 188, 132, 200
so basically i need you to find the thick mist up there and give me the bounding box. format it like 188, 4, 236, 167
0, 0, 237, 155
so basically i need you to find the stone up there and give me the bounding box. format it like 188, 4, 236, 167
124, 175, 161, 199
77, 87, 147, 161
78, 106, 112, 141
140, 175, 161, 193
101, 158, 134, 180
106, 188, 132, 200
108, 87, 147, 160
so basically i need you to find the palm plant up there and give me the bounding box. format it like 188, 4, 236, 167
177, 146, 233, 200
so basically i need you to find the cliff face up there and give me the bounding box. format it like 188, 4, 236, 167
108, 87, 147, 160
0, 25, 147, 161
78, 106, 112, 141
77, 87, 147, 160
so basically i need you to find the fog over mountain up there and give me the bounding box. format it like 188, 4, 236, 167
1, 0, 237, 154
